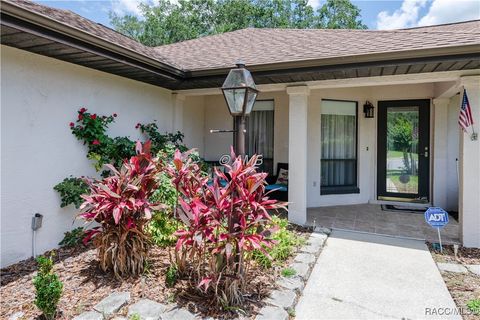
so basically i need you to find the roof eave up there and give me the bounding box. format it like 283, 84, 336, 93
186, 44, 480, 77
1, 0, 186, 79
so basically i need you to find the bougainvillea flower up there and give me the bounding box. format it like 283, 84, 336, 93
90, 114, 97, 120
92, 140, 100, 145
113, 113, 117, 117
78, 114, 83, 121
79, 107, 87, 113
69, 122, 74, 127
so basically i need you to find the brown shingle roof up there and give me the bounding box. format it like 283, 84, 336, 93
3, 0, 479, 73
402, 20, 480, 33
3, 0, 181, 68
155, 20, 480, 71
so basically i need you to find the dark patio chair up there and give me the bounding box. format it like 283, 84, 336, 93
265, 163, 288, 202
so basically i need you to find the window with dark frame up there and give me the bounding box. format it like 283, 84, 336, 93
320, 100, 359, 195
245, 100, 274, 175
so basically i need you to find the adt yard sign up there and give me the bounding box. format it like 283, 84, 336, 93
425, 207, 449, 228
425, 207, 449, 253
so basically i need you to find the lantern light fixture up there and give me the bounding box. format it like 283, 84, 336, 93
363, 101, 375, 118
221, 61, 258, 117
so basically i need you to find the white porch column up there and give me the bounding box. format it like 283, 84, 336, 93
432, 98, 449, 209
172, 93, 185, 132
459, 76, 480, 248
287, 86, 309, 225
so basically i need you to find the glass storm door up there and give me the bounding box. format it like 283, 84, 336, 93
377, 100, 430, 202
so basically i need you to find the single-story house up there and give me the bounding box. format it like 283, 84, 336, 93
1, 0, 479, 267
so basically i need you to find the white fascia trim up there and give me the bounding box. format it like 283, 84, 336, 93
175, 69, 480, 96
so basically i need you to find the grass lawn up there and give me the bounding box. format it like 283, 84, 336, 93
387, 173, 418, 193
387, 150, 418, 160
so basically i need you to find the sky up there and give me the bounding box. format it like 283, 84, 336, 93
36, 0, 480, 30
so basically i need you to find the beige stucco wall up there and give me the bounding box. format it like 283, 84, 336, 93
203, 95, 233, 161
446, 95, 461, 211
183, 96, 206, 156
0, 46, 175, 267
458, 76, 480, 247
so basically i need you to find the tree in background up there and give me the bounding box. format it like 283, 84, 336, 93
387, 112, 418, 175
110, 0, 367, 46
317, 0, 367, 29
213, 0, 257, 33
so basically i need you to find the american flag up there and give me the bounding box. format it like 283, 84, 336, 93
459, 89, 474, 131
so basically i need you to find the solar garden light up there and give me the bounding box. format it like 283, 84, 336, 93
221, 61, 258, 156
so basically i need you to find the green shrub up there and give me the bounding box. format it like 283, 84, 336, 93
287, 307, 296, 317
138, 123, 185, 155
58, 227, 84, 247
165, 264, 178, 287
148, 172, 181, 246
147, 147, 206, 247
281, 267, 296, 278
68, 108, 193, 177
33, 254, 63, 320
70, 109, 136, 173
467, 299, 480, 315
253, 216, 305, 268
129, 313, 141, 320
151, 172, 178, 211
148, 211, 181, 247
53, 177, 89, 208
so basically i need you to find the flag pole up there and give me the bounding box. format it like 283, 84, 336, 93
471, 122, 477, 141
471, 126, 478, 141
461, 88, 477, 141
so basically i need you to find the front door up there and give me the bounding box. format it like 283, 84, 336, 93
377, 99, 430, 202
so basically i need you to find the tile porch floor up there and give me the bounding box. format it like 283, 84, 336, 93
307, 204, 460, 244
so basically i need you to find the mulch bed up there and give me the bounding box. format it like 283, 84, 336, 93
1, 226, 311, 320
428, 243, 480, 320
440, 272, 479, 320
428, 243, 480, 265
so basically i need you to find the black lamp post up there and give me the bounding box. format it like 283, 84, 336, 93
221, 61, 258, 156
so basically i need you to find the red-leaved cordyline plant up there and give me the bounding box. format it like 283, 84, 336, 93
166, 147, 286, 306
79, 141, 165, 278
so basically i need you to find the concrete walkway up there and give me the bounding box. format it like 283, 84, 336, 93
295, 230, 460, 320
